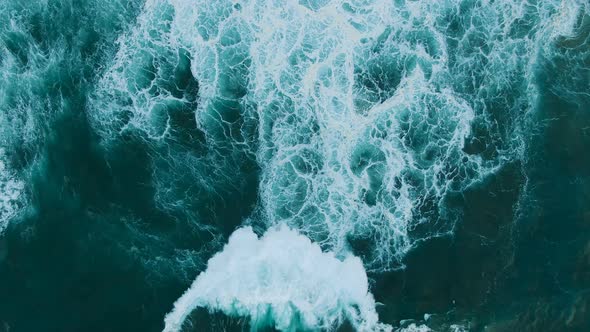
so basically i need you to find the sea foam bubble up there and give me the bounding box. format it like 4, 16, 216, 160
163, 226, 391, 332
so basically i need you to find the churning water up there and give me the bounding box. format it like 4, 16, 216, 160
0, 0, 589, 331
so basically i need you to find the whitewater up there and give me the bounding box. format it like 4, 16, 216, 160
0, 0, 589, 331
92, 0, 589, 330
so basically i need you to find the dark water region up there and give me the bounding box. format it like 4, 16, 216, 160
0, 1, 256, 330
372, 34, 590, 332
0, 1, 589, 332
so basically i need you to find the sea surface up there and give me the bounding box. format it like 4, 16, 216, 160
0, 0, 589, 331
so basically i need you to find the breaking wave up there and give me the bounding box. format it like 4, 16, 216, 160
164, 226, 391, 331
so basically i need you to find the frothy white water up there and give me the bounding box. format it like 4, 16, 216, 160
0, 7, 43, 234
89, 0, 590, 328
163, 226, 391, 332
92, 0, 590, 274
0, 148, 23, 234
396, 324, 432, 332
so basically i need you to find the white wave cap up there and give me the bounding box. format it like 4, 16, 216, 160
163, 226, 392, 332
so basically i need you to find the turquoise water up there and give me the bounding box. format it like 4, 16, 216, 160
0, 0, 589, 331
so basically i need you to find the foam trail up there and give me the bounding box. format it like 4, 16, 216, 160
163, 226, 391, 332
88, 0, 590, 327
91, 0, 590, 273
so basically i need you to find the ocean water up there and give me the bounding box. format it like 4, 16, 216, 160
0, 0, 589, 331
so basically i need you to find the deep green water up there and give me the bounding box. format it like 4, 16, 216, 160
0, 0, 589, 331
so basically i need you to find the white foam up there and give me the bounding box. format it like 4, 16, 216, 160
0, 148, 24, 234
396, 324, 432, 332
163, 226, 391, 332
89, 0, 590, 274
549, 1, 589, 39
82, 0, 590, 328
